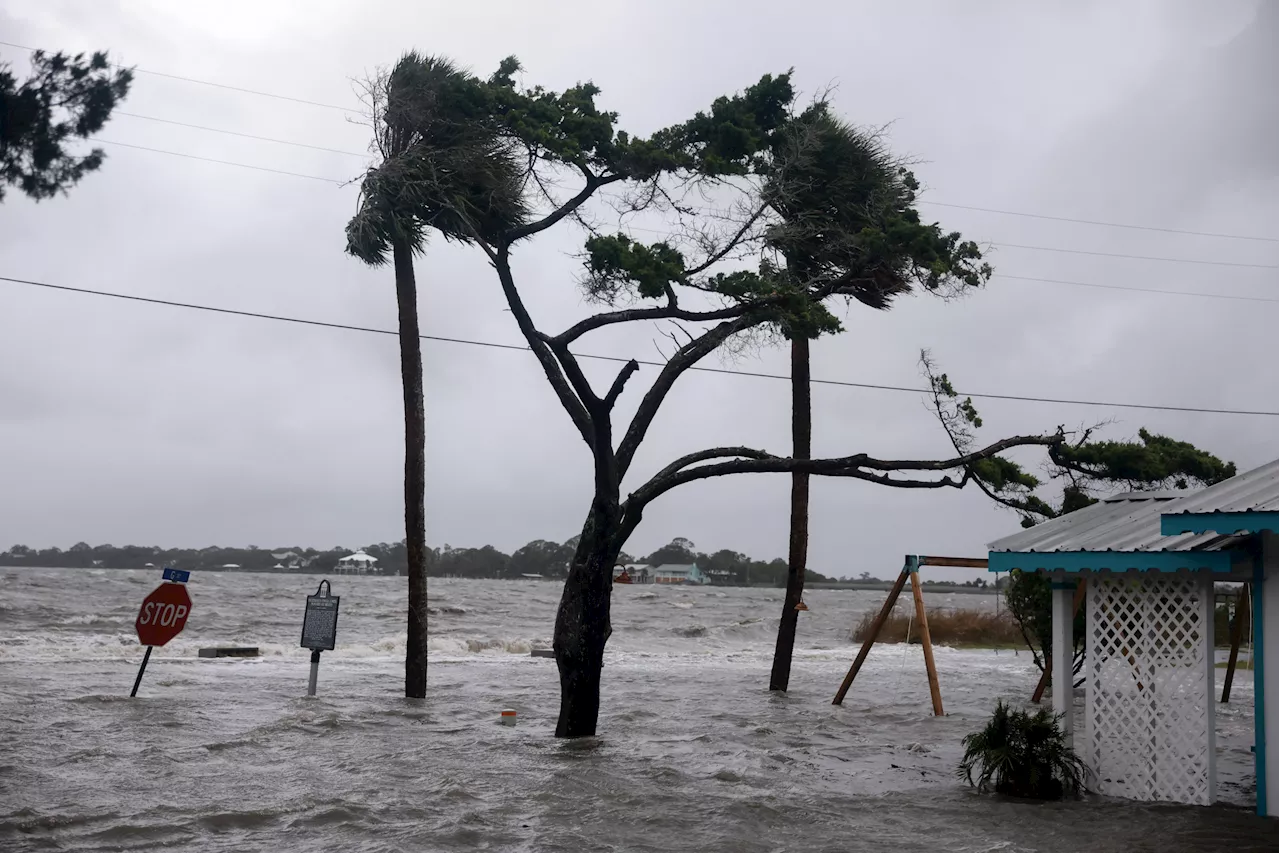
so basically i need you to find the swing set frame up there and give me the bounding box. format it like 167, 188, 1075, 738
831, 554, 991, 714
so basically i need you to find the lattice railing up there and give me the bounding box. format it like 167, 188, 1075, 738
1085, 573, 1214, 805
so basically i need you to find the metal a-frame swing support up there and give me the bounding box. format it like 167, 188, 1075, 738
831, 554, 990, 714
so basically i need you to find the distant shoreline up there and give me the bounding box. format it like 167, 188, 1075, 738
4, 564, 1002, 593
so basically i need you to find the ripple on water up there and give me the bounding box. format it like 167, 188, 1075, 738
0, 572, 1270, 853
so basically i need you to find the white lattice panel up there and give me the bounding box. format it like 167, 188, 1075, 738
1085, 573, 1215, 805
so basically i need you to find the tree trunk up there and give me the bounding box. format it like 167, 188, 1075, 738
393, 238, 429, 700
553, 500, 621, 737
770, 336, 811, 692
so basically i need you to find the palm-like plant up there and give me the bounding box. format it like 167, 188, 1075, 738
346, 53, 527, 699
957, 700, 1088, 799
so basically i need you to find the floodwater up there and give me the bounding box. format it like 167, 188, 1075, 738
0, 569, 1272, 853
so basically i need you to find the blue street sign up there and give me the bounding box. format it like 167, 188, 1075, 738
162, 567, 191, 583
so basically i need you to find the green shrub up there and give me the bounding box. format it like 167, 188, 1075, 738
957, 700, 1087, 800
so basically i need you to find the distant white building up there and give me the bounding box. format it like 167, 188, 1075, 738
337, 552, 378, 574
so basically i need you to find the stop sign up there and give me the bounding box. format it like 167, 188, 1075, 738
135, 583, 192, 647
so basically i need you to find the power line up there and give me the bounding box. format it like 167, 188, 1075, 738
97, 139, 347, 184
561, 212, 1278, 271
3, 274, 1275, 418
919, 201, 1278, 243
0, 40, 356, 113
116, 112, 368, 158
999, 242, 1276, 270
993, 274, 1277, 303
7, 38, 1277, 249
40, 137, 1280, 305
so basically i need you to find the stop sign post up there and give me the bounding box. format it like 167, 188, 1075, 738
130, 569, 193, 697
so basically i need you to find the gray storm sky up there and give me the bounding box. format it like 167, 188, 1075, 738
1, 0, 1276, 581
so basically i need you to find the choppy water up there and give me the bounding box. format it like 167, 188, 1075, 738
0, 569, 1272, 852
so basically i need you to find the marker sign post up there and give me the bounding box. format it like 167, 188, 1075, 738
131, 568, 192, 697
300, 580, 339, 696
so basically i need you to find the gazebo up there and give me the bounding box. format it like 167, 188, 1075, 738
987, 461, 1277, 815
336, 551, 378, 574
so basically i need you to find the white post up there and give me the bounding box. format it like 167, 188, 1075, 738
1051, 577, 1077, 741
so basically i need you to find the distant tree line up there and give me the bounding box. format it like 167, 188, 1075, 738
0, 536, 851, 586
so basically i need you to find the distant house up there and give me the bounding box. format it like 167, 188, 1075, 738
651, 564, 708, 585
337, 552, 378, 574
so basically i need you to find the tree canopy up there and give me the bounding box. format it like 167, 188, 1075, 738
0, 49, 132, 202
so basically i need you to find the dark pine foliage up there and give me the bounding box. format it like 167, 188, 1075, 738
0, 49, 132, 201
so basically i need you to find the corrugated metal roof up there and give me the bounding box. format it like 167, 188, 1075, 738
985, 463, 1278, 555
1158, 460, 1278, 517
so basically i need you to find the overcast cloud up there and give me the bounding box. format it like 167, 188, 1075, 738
1, 0, 1276, 581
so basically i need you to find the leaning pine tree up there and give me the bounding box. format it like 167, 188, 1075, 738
345, 54, 528, 698
347, 54, 1202, 737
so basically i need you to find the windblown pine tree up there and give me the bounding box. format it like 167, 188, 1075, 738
344, 54, 1198, 737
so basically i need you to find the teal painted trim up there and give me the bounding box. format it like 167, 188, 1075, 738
903, 555, 920, 573
1161, 511, 1279, 536
1253, 559, 1267, 817
986, 550, 1234, 574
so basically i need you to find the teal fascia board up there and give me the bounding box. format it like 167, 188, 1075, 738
1160, 511, 1279, 536
1253, 556, 1267, 817
987, 550, 1233, 575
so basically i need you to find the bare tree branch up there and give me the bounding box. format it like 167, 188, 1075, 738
603, 359, 640, 409
621, 432, 1067, 529
615, 314, 759, 478
553, 301, 751, 346
685, 201, 771, 275
492, 248, 594, 445
503, 172, 625, 243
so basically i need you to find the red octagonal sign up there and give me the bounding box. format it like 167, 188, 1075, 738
135, 583, 192, 647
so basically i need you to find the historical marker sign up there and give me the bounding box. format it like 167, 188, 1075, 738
135, 582, 193, 647
301, 581, 339, 651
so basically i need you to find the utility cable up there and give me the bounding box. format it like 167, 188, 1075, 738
3, 275, 1275, 417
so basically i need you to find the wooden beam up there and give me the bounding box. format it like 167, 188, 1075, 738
918, 555, 989, 569
911, 569, 945, 716
1031, 658, 1052, 704
1218, 581, 1249, 701
832, 569, 909, 705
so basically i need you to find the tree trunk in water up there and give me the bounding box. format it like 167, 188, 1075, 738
770, 336, 811, 692
553, 501, 620, 737
393, 238, 429, 700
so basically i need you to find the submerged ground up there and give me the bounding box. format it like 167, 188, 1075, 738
0, 570, 1272, 853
